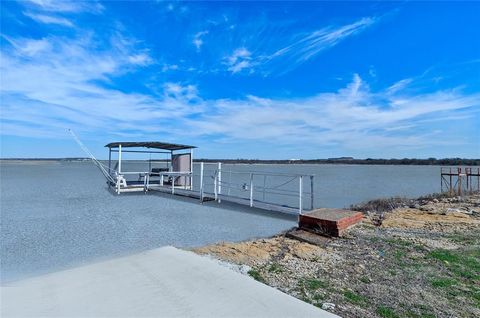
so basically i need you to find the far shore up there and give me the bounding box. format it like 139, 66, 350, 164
1, 157, 479, 166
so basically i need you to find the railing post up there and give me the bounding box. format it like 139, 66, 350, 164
214, 171, 218, 201
310, 175, 314, 210
172, 174, 175, 195
199, 162, 204, 202
250, 173, 254, 207
190, 148, 193, 190
218, 162, 222, 203
144, 173, 148, 193
263, 175, 266, 201
299, 175, 303, 214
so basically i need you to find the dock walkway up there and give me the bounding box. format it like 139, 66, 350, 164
1, 246, 337, 317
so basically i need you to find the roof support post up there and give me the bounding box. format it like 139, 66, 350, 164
108, 147, 111, 176
118, 144, 122, 174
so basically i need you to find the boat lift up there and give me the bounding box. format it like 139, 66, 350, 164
105, 142, 195, 194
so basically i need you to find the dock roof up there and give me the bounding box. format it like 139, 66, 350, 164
105, 141, 196, 151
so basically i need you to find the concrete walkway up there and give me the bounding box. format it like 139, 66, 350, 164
1, 246, 338, 317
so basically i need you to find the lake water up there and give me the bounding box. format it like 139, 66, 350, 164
1, 161, 444, 283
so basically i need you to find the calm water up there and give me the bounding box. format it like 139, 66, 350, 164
1, 161, 443, 282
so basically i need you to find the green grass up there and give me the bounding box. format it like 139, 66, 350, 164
299, 278, 329, 291
430, 277, 458, 288
343, 290, 368, 305
267, 263, 283, 273
376, 305, 400, 318
248, 269, 265, 283
428, 249, 459, 263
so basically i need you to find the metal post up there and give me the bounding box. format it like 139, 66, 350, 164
199, 162, 204, 202
144, 173, 148, 193
118, 144, 122, 174
449, 168, 452, 193
108, 147, 112, 176
228, 171, 232, 195
172, 174, 175, 195
310, 175, 314, 210
249, 173, 254, 207
458, 168, 462, 196
263, 175, 266, 201
218, 162, 222, 203
190, 148, 193, 190
299, 176, 303, 214
214, 171, 218, 201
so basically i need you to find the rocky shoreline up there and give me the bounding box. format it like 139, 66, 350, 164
193, 193, 480, 318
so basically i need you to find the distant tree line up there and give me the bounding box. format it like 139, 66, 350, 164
2, 157, 479, 166
195, 158, 480, 166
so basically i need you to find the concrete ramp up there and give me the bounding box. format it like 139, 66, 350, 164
1, 246, 337, 317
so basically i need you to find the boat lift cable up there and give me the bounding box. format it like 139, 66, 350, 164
67, 129, 116, 183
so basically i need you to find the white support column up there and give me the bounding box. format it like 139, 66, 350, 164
118, 144, 122, 174
199, 162, 204, 202
108, 148, 112, 176
217, 162, 222, 203
299, 176, 303, 214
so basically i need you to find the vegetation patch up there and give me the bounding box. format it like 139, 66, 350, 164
430, 277, 458, 288
376, 305, 400, 318
267, 262, 283, 273
299, 278, 329, 291
247, 269, 264, 283
343, 290, 368, 305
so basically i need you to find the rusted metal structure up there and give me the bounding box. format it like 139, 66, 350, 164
441, 167, 480, 195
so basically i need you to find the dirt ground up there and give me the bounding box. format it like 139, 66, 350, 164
193, 194, 480, 318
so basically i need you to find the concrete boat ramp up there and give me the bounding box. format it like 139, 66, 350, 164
1, 246, 337, 317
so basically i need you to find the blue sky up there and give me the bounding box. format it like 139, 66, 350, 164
1, 1, 479, 159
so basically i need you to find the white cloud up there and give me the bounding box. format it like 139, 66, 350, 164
23, 12, 74, 27
24, 0, 104, 14
128, 53, 152, 66
387, 78, 413, 94
225, 47, 253, 73
224, 17, 378, 75
193, 31, 208, 51
1, 31, 478, 154
185, 74, 480, 149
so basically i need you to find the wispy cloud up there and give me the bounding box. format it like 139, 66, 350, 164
186, 74, 480, 149
224, 48, 252, 74
269, 17, 376, 64
24, 0, 104, 14
224, 17, 378, 75
193, 31, 208, 51
23, 12, 74, 27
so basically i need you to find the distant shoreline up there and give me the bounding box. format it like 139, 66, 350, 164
1, 158, 479, 165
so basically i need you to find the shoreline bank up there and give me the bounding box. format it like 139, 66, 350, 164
193, 193, 480, 317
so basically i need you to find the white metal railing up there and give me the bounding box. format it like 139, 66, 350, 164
197, 162, 315, 214
112, 162, 315, 215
